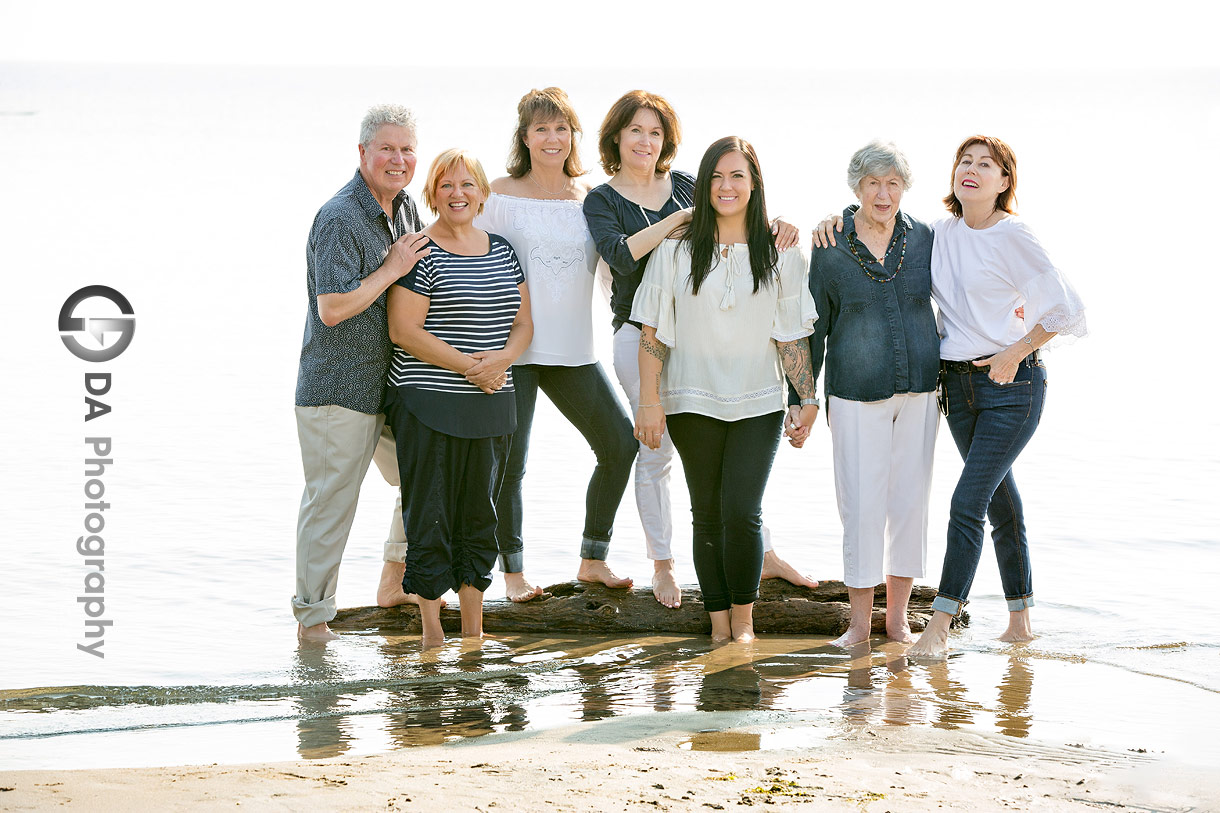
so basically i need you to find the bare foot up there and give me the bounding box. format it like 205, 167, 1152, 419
419, 596, 446, 648
458, 584, 485, 639
886, 623, 915, 644
730, 604, 755, 643
504, 571, 545, 603
998, 608, 1036, 643
298, 622, 339, 642
883, 576, 915, 644
760, 550, 818, 589
709, 609, 732, 644
577, 559, 633, 589
377, 563, 445, 608
907, 611, 953, 658
652, 560, 681, 608
377, 562, 412, 607
830, 624, 872, 648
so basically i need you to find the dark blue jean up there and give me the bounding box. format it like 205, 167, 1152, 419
494, 362, 637, 572
666, 411, 783, 613
932, 357, 1047, 616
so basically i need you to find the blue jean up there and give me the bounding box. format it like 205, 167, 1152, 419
494, 362, 637, 572
932, 357, 1047, 616
667, 411, 783, 613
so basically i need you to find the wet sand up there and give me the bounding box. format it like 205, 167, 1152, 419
3, 714, 1214, 811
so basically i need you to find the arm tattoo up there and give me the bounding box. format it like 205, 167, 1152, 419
640, 333, 670, 362
778, 340, 815, 400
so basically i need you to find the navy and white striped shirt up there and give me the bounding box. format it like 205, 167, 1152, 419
388, 234, 525, 438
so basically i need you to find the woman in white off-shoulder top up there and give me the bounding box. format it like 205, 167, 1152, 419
907, 135, 1088, 658
632, 136, 819, 643
475, 87, 637, 602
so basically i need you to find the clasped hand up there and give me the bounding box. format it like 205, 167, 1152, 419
464, 351, 511, 394
783, 404, 820, 448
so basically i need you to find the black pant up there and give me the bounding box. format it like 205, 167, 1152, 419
666, 411, 783, 613
386, 392, 508, 602
494, 362, 637, 571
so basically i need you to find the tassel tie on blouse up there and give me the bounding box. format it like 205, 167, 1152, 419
719, 246, 750, 311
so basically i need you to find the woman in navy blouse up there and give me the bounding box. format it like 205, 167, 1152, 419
386, 148, 533, 648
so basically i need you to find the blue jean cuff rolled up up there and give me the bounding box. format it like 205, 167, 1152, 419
1006, 595, 1035, 612
931, 594, 968, 617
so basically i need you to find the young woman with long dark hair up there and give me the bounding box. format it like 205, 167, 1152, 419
631, 136, 819, 643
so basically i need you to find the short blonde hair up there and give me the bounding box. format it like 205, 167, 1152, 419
422, 149, 491, 215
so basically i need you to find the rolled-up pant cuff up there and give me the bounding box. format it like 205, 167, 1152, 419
1006, 595, 1035, 611
383, 541, 408, 564
291, 594, 337, 628
580, 537, 610, 561
498, 551, 524, 573
931, 594, 968, 617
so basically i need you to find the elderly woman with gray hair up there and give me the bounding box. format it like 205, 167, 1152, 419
785, 140, 939, 647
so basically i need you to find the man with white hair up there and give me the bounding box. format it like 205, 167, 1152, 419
292, 104, 431, 641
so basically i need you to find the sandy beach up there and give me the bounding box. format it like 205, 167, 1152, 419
3, 712, 1215, 812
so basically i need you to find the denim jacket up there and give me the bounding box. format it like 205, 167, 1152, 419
790, 207, 939, 404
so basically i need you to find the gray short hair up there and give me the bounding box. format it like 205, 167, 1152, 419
359, 104, 417, 147
846, 140, 912, 193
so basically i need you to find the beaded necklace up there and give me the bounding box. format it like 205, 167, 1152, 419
846, 225, 906, 283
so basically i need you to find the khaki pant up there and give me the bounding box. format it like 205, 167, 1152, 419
292, 405, 406, 627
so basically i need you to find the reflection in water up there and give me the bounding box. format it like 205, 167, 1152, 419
0, 631, 1079, 765
683, 731, 763, 751
996, 657, 1034, 738
291, 641, 352, 760
289, 634, 1038, 758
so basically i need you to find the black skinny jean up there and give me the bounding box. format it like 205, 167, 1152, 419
666, 411, 783, 613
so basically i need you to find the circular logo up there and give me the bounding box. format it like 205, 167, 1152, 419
59, 286, 136, 362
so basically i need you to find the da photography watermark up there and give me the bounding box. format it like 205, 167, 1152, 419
59, 285, 136, 658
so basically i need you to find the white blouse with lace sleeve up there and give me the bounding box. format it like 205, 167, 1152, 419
474, 193, 598, 366
932, 216, 1087, 361
630, 240, 816, 421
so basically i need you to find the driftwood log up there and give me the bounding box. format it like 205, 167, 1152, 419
332, 580, 967, 636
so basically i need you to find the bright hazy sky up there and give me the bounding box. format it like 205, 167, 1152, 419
3, 0, 1217, 70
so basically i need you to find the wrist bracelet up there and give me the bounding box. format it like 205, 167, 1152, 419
800, 398, 821, 408
639, 402, 661, 409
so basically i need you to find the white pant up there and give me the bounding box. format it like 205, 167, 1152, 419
829, 392, 938, 588
292, 406, 405, 627
612, 324, 772, 560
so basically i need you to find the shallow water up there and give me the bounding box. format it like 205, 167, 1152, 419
2, 63, 1218, 771
4, 632, 1216, 771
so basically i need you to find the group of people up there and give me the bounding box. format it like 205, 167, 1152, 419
291, 87, 1086, 655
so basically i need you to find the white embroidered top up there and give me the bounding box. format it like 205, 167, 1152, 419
932, 216, 1087, 361
630, 240, 816, 421
474, 193, 597, 366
